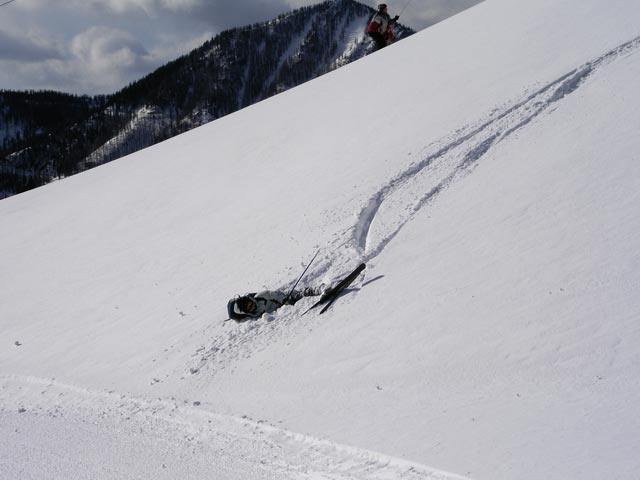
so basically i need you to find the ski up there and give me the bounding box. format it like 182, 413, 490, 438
302, 263, 366, 316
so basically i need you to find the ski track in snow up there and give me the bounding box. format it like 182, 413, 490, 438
353, 35, 640, 261
190, 34, 640, 384
26, 35, 636, 478
263, 34, 640, 297
0, 375, 469, 480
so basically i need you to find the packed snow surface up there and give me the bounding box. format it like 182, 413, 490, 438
2, 0, 640, 478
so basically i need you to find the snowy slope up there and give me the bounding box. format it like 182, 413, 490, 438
2, 0, 640, 479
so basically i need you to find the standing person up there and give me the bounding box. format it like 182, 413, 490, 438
367, 4, 400, 51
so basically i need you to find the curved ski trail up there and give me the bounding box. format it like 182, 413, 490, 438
202, 35, 640, 365
353, 35, 640, 261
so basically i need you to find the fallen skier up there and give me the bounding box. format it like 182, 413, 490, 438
226, 263, 366, 322
227, 288, 320, 322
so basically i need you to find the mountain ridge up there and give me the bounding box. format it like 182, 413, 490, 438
0, 0, 413, 199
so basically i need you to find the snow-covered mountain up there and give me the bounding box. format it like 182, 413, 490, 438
2, 0, 640, 479
0, 0, 413, 199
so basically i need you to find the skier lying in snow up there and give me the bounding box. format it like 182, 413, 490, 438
227, 288, 321, 322
227, 263, 366, 322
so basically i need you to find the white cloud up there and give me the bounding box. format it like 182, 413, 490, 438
73, 0, 203, 15
0, 0, 486, 94
158, 0, 203, 11
6, 0, 203, 15
65, 26, 154, 91
179, 0, 292, 30
403, 0, 483, 28
71, 27, 148, 70
0, 28, 63, 62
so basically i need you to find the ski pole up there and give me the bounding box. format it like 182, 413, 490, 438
399, 0, 413, 16
283, 250, 319, 303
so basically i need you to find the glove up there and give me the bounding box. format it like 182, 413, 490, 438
393, 15, 399, 21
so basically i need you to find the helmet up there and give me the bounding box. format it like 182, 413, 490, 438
227, 295, 257, 321
237, 296, 257, 314
378, 3, 387, 11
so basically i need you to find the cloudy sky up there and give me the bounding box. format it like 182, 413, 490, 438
0, 0, 482, 95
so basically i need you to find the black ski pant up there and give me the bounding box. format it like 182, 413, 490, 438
368, 32, 387, 51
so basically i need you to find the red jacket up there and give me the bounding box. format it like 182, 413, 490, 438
367, 19, 382, 34
368, 11, 396, 44
368, 11, 391, 34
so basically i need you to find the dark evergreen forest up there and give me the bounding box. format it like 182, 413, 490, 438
0, 0, 413, 198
